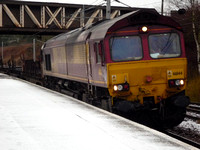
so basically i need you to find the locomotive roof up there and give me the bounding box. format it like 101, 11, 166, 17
44, 9, 181, 47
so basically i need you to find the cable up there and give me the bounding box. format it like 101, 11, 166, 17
113, 0, 132, 8
88, 0, 104, 5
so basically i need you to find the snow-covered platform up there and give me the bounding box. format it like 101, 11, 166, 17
0, 73, 198, 150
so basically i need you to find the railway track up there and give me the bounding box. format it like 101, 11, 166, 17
186, 103, 200, 121
186, 112, 200, 121
164, 103, 200, 149
165, 130, 200, 149
188, 103, 200, 111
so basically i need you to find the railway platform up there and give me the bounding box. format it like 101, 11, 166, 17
0, 73, 198, 150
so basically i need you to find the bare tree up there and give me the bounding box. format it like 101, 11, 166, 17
168, 0, 200, 74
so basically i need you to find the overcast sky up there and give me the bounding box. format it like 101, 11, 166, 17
22, 0, 164, 12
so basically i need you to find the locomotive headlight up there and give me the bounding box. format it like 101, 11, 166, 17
113, 85, 118, 91
175, 79, 184, 86
142, 26, 148, 32
117, 85, 123, 91
180, 79, 184, 85
175, 80, 180, 86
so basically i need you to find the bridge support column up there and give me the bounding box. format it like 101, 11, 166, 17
0, 4, 2, 27
61, 7, 65, 28
20, 5, 24, 27
41, 6, 45, 28
80, 5, 85, 27
99, 9, 103, 21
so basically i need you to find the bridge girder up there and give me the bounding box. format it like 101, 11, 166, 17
0, 1, 136, 35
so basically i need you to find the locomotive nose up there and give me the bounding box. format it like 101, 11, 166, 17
108, 58, 187, 104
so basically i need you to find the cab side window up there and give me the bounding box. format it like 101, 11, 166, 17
45, 54, 51, 71
94, 42, 101, 64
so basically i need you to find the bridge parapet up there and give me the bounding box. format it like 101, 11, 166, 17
0, 0, 136, 34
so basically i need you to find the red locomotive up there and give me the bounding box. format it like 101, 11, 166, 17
41, 9, 189, 128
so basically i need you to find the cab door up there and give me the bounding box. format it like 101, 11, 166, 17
91, 41, 107, 88
86, 41, 93, 85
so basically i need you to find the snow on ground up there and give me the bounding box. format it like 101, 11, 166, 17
0, 74, 198, 150
186, 111, 200, 119
173, 118, 200, 144
177, 118, 200, 135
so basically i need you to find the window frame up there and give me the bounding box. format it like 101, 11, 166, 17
109, 35, 143, 62
94, 42, 102, 64
45, 54, 52, 71
94, 41, 105, 66
148, 32, 182, 59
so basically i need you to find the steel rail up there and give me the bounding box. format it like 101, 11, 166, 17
165, 130, 200, 149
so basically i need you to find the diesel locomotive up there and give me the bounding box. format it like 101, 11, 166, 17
41, 9, 190, 128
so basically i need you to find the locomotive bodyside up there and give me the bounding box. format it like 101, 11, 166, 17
43, 32, 89, 85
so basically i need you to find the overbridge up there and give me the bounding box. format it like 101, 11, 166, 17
0, 0, 137, 35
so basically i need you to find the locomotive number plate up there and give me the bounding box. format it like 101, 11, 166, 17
167, 69, 184, 79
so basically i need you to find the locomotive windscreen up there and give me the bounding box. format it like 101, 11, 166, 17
110, 36, 143, 62
149, 33, 181, 58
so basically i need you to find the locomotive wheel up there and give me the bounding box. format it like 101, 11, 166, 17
82, 93, 89, 103
162, 107, 186, 129
101, 99, 110, 111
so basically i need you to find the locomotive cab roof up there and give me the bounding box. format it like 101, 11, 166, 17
44, 9, 181, 48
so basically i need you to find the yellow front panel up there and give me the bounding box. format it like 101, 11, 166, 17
107, 58, 187, 104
